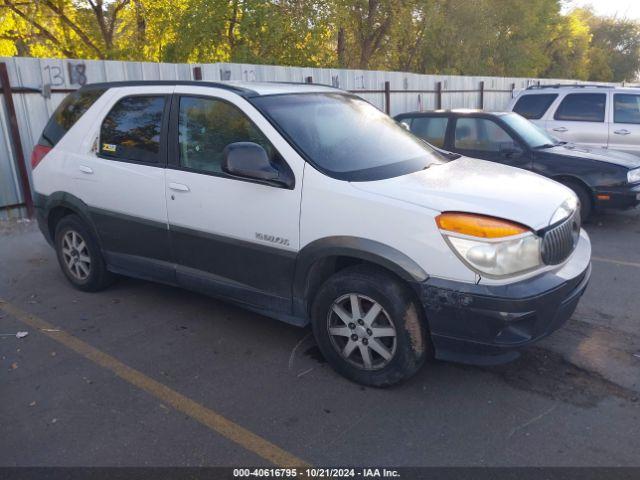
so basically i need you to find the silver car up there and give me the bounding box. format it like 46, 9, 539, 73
507, 84, 640, 156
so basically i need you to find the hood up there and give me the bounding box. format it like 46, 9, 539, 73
351, 157, 575, 231
543, 144, 640, 169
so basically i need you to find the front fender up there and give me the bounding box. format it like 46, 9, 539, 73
292, 236, 428, 315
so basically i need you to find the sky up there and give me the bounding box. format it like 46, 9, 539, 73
563, 0, 640, 20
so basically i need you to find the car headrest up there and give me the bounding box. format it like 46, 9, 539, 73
456, 125, 471, 139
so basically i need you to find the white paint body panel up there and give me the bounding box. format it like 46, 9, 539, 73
300, 156, 584, 285
165, 86, 304, 252
33, 82, 588, 290
299, 164, 476, 283
34, 86, 173, 227
350, 157, 575, 231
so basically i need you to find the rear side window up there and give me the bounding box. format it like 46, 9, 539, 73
100, 96, 166, 163
512, 94, 557, 119
554, 93, 606, 122
614, 94, 640, 124
41, 88, 106, 146
409, 116, 448, 147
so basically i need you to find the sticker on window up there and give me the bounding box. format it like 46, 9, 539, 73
102, 143, 117, 152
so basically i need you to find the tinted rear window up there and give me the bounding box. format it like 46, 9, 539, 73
512, 94, 557, 119
41, 88, 106, 146
99, 95, 166, 163
554, 93, 606, 122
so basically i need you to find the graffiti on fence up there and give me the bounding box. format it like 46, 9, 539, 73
42, 62, 87, 87
68, 63, 87, 85
42, 65, 64, 86
243, 69, 256, 82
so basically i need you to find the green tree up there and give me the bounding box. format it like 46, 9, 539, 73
588, 13, 640, 82
1, 0, 639, 83
0, 0, 146, 59
543, 9, 591, 79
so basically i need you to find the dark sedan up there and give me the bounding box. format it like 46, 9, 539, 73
395, 110, 640, 219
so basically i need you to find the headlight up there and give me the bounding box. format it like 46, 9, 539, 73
436, 212, 542, 277
628, 168, 640, 184
550, 195, 579, 225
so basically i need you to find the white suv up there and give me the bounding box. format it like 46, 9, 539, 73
508, 84, 640, 155
31, 81, 591, 386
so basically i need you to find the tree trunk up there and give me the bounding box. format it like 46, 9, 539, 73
337, 27, 346, 68
133, 0, 147, 47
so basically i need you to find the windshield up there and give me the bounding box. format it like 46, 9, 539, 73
251, 93, 444, 181
500, 113, 560, 149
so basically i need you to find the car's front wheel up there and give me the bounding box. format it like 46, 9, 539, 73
311, 265, 430, 387
561, 180, 592, 220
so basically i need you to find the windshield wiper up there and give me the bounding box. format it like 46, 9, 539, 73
435, 149, 461, 160
533, 143, 556, 149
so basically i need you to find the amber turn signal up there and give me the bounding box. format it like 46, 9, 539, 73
436, 212, 529, 238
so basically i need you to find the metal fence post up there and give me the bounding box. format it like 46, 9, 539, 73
511, 83, 516, 98
193, 66, 202, 80
0, 62, 33, 217
479, 81, 485, 110
305, 76, 313, 84
436, 81, 442, 110
384, 81, 391, 115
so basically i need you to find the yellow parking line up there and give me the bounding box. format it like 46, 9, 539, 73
0, 300, 309, 467
592, 256, 640, 269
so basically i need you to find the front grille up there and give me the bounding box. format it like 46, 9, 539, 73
541, 210, 581, 265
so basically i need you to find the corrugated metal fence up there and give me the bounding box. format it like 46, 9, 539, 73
0, 56, 617, 220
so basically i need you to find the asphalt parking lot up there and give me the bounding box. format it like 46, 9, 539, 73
1, 209, 639, 467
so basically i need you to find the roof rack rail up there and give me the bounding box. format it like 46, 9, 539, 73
77, 80, 259, 96
525, 83, 615, 90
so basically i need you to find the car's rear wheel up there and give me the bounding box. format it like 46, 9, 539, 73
311, 265, 430, 387
54, 214, 114, 292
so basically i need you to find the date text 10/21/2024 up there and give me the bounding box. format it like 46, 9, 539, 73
232, 468, 401, 478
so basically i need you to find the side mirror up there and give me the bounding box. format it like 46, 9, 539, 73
222, 142, 291, 188
499, 143, 523, 158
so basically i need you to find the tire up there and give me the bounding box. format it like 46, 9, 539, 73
310, 265, 430, 387
562, 180, 592, 221
54, 214, 115, 292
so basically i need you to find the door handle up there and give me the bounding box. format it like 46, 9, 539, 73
79, 165, 93, 174
552, 127, 568, 132
168, 182, 190, 192
614, 129, 631, 135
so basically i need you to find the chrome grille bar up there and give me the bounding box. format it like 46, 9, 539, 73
541, 210, 580, 265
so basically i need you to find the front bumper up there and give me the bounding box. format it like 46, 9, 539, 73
413, 231, 591, 365
594, 183, 640, 210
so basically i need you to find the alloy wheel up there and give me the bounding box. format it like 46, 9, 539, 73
61, 230, 91, 281
326, 293, 397, 370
